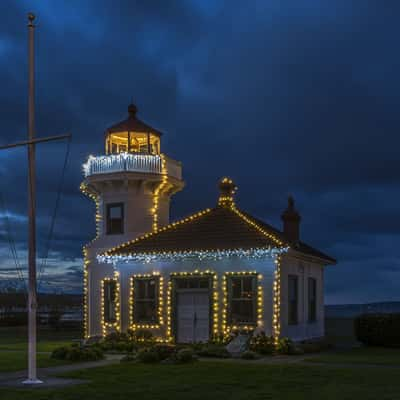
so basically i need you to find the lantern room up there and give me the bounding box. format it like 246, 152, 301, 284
105, 103, 161, 155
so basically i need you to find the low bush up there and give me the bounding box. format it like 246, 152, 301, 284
136, 348, 160, 363
208, 334, 228, 345
152, 344, 176, 360
196, 344, 231, 358
51, 345, 69, 360
51, 344, 104, 361
100, 340, 137, 353
249, 333, 275, 355
241, 351, 259, 360
99, 331, 140, 353
104, 332, 130, 343
276, 337, 294, 355
355, 313, 400, 347
176, 348, 195, 363
130, 329, 154, 342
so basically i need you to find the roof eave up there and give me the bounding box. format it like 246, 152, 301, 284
287, 248, 337, 266
99, 245, 290, 264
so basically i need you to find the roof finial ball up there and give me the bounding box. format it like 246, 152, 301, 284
218, 177, 237, 208
27, 12, 35, 26
128, 103, 137, 117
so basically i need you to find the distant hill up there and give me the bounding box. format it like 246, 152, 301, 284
326, 302, 400, 318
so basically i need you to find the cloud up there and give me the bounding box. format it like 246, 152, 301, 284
0, 0, 399, 302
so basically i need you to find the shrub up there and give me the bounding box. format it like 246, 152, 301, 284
355, 313, 400, 347
99, 331, 139, 353
132, 329, 154, 341
100, 340, 137, 353
104, 332, 129, 343
209, 334, 228, 345
249, 333, 275, 355
137, 348, 160, 363
196, 344, 231, 358
51, 344, 104, 361
241, 351, 258, 360
176, 348, 195, 363
153, 344, 176, 361
51, 345, 69, 360
276, 337, 293, 355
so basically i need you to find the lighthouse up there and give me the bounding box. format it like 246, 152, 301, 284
81, 104, 184, 337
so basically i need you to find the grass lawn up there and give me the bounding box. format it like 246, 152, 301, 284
306, 346, 400, 366
0, 340, 75, 352
0, 351, 70, 373
0, 361, 400, 400
0, 326, 81, 372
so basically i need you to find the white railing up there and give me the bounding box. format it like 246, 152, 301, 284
83, 153, 182, 180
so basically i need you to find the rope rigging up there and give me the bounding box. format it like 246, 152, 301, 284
0, 136, 71, 293
37, 136, 71, 290
0, 190, 27, 294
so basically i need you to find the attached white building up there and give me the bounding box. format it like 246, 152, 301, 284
81, 104, 335, 343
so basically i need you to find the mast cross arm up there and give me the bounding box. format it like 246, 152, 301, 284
0, 133, 71, 151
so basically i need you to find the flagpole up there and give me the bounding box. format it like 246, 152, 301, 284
23, 12, 42, 385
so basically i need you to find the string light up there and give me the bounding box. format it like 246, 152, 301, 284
82, 248, 89, 339
80, 182, 103, 339
99, 247, 287, 264
151, 154, 168, 232
129, 272, 164, 330
166, 280, 172, 341
100, 271, 121, 336
102, 177, 288, 262
166, 270, 218, 342
83, 170, 288, 344
102, 208, 212, 258
273, 255, 282, 344
82, 152, 162, 177
222, 271, 263, 336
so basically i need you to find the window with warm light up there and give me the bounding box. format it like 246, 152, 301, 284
133, 277, 159, 323
106, 132, 160, 155
227, 275, 257, 325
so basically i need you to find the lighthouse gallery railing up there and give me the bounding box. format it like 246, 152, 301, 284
83, 153, 181, 180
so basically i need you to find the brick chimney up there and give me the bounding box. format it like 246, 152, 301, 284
281, 196, 301, 243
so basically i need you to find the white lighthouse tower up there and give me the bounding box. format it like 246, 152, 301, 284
81, 104, 184, 338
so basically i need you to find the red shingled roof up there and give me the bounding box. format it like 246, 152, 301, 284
105, 205, 336, 264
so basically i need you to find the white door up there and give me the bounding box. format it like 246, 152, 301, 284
177, 291, 209, 343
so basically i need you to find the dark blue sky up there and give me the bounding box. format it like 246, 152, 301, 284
0, 0, 399, 304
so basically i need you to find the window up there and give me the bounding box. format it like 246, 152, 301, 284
175, 277, 210, 289
288, 275, 298, 325
133, 277, 159, 323
111, 142, 118, 154
139, 144, 149, 153
103, 280, 117, 323
308, 277, 317, 322
228, 275, 256, 325
106, 203, 124, 235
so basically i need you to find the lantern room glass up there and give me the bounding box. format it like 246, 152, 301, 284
106, 132, 160, 155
